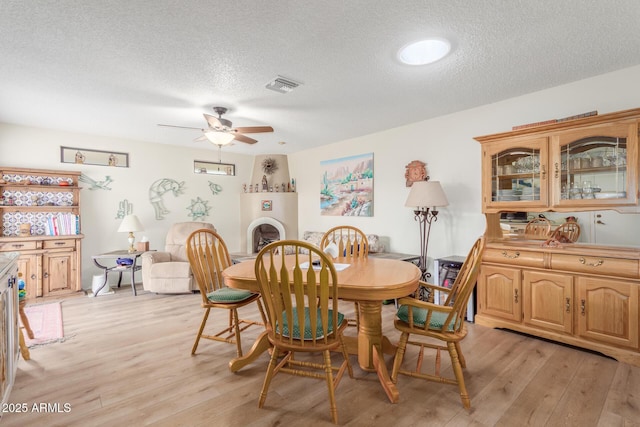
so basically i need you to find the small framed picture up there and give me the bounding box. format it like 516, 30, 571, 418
261, 200, 272, 211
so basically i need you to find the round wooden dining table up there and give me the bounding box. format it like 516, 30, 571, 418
222, 254, 421, 403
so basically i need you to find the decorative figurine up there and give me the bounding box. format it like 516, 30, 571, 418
262, 175, 268, 192
254, 183, 259, 193
405, 160, 428, 187
243, 183, 247, 193
75, 151, 85, 164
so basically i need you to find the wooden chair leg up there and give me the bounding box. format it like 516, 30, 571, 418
338, 334, 354, 379
447, 342, 470, 409
19, 328, 30, 361
259, 346, 280, 408
323, 349, 339, 424
391, 332, 409, 383
191, 308, 211, 355
232, 309, 243, 357
455, 342, 466, 368
19, 301, 35, 339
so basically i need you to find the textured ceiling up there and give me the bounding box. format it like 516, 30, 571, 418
1, 1, 640, 155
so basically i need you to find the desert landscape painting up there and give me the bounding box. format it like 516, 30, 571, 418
320, 153, 373, 216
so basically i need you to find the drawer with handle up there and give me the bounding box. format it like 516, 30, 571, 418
551, 253, 639, 279
43, 239, 76, 249
0, 241, 38, 251
483, 247, 544, 268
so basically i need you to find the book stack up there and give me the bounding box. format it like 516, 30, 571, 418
44, 213, 80, 236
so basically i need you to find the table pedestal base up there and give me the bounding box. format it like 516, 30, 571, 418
357, 301, 399, 403
228, 331, 271, 372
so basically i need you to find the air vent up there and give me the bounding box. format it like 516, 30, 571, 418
265, 76, 300, 94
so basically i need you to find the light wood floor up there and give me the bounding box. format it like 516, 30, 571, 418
4, 285, 640, 426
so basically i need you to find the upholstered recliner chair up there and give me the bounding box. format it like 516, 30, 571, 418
141, 222, 216, 293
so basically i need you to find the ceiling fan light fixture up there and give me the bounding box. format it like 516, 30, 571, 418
204, 131, 235, 146
398, 38, 451, 65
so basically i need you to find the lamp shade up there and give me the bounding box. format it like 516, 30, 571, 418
405, 180, 449, 209
117, 214, 144, 233
205, 131, 235, 146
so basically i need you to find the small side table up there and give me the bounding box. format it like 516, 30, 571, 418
92, 250, 146, 296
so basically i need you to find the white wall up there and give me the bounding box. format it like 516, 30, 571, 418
0, 125, 254, 287
290, 64, 640, 270
2, 64, 640, 286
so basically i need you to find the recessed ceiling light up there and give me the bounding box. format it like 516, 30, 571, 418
398, 38, 451, 65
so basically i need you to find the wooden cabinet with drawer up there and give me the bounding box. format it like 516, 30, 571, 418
0, 167, 83, 299
1, 236, 82, 298
477, 240, 640, 366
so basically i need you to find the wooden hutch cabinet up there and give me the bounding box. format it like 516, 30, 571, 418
475, 108, 640, 366
0, 167, 83, 299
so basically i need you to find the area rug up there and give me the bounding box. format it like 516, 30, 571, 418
21, 302, 65, 348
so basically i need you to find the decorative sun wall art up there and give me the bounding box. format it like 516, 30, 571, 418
187, 197, 210, 220
320, 153, 374, 217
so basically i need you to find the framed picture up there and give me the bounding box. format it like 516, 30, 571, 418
61, 146, 129, 167
320, 153, 374, 216
261, 200, 272, 211
194, 160, 235, 176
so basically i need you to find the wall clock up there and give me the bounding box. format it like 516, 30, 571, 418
405, 160, 428, 187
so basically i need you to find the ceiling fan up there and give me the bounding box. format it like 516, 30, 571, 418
158, 106, 274, 145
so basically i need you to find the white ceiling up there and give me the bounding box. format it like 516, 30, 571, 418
2, 1, 640, 155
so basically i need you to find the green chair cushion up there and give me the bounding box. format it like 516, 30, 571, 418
207, 287, 254, 303
280, 307, 344, 340
396, 304, 457, 331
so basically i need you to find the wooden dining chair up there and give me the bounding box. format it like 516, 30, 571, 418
255, 240, 353, 425
550, 221, 581, 243
320, 225, 369, 260
320, 226, 369, 328
186, 229, 266, 357
524, 217, 552, 239
391, 237, 484, 409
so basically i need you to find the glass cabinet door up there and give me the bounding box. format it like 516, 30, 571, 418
552, 123, 638, 207
483, 137, 548, 209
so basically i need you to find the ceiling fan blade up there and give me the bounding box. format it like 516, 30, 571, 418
233, 133, 258, 144
203, 113, 223, 129
194, 135, 207, 142
233, 126, 274, 134
158, 124, 205, 131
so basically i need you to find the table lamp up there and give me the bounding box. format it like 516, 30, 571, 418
405, 180, 449, 280
117, 214, 144, 253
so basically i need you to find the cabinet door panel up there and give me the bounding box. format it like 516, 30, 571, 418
523, 271, 573, 333
482, 137, 549, 212
551, 122, 638, 207
16, 254, 39, 299
478, 265, 521, 322
577, 277, 639, 349
43, 252, 75, 295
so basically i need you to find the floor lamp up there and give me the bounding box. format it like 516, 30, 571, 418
405, 180, 449, 281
